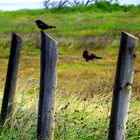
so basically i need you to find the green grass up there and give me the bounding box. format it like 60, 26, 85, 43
0, 51, 140, 139
0, 3, 140, 140
0, 3, 140, 56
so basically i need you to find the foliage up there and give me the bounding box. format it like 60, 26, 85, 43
49, 2, 140, 13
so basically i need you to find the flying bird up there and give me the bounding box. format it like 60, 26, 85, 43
83, 50, 102, 62
35, 20, 56, 30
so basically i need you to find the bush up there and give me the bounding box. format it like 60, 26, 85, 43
49, 2, 140, 13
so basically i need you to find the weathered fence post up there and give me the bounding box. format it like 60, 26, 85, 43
108, 32, 138, 140
0, 33, 22, 124
37, 31, 57, 140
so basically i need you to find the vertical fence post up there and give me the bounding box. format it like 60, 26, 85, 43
108, 32, 138, 140
0, 33, 22, 124
37, 31, 57, 140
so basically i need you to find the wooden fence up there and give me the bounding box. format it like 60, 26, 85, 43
108, 32, 138, 140
0, 31, 138, 140
0, 33, 22, 124
37, 31, 57, 140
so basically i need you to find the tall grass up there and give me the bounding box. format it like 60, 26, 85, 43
0, 53, 140, 139
0, 3, 140, 56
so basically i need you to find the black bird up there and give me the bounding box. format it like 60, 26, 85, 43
35, 20, 56, 30
83, 50, 102, 62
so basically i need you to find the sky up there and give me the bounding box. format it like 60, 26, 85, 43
0, 0, 140, 11
0, 0, 44, 11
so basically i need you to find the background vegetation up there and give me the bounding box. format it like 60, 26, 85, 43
0, 2, 140, 140
0, 2, 140, 56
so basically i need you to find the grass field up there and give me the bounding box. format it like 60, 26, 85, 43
0, 3, 140, 140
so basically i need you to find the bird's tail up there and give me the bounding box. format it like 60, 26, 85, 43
94, 56, 102, 59
49, 26, 56, 28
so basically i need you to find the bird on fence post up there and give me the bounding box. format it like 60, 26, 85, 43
35, 20, 56, 30
82, 50, 102, 62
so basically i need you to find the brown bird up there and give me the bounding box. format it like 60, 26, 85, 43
83, 50, 102, 62
35, 20, 56, 30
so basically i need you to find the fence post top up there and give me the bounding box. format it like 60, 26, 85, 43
122, 31, 139, 40
40, 31, 57, 43
12, 33, 22, 41
12, 32, 20, 37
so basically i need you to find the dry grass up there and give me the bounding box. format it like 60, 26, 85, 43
0, 49, 140, 139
